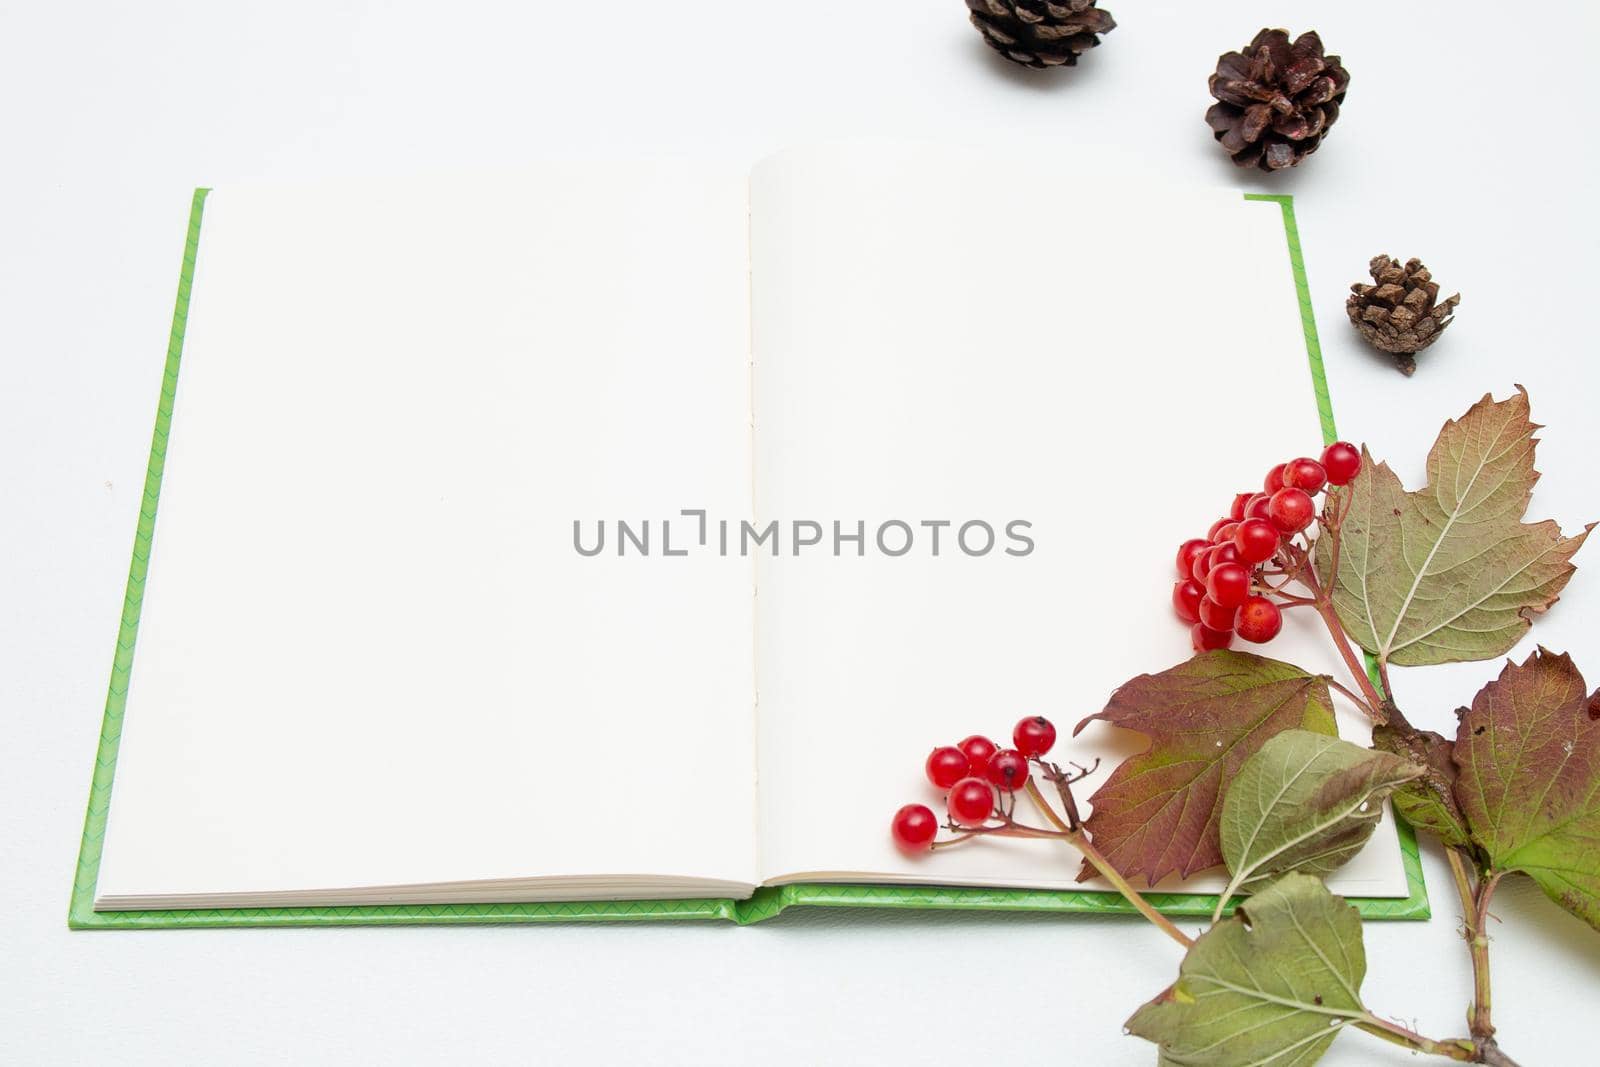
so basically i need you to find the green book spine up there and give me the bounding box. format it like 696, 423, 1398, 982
69, 189, 1429, 930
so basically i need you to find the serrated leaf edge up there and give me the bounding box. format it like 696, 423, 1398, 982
1128, 874, 1370, 1066
1215, 735, 1422, 920
1072, 653, 1336, 885
1326, 388, 1591, 668
1377, 390, 1537, 657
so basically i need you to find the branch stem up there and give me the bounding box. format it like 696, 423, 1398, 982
1442, 847, 1521, 1065
1470, 869, 1504, 1041
1325, 677, 1371, 713
1355, 1011, 1525, 1065
1300, 561, 1386, 721
1446, 847, 1478, 940
1478, 1042, 1525, 1067
1355, 1016, 1476, 1061
1022, 780, 1194, 949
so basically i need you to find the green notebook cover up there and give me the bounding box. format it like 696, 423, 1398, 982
69, 189, 1430, 930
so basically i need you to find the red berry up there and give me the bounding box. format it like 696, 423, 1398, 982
1206, 562, 1251, 608
1229, 493, 1253, 522
1172, 579, 1204, 624
1268, 487, 1316, 534
925, 746, 970, 790
1236, 596, 1283, 643
1285, 457, 1327, 494
1233, 517, 1279, 564
1206, 517, 1232, 542
1194, 543, 1239, 583
1199, 543, 1240, 584
985, 749, 1030, 792
1192, 622, 1234, 651
1264, 463, 1288, 494
958, 735, 999, 771
947, 777, 995, 827
1322, 441, 1361, 485
1198, 595, 1237, 631
891, 804, 939, 851
1213, 521, 1240, 545
1244, 493, 1273, 522
1176, 538, 1210, 578
1013, 715, 1057, 758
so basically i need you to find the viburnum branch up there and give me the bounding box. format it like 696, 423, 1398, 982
1449, 854, 1505, 1047
1325, 479, 1356, 529
928, 815, 1065, 850
1324, 676, 1372, 713
1077, 419, 1583, 1065
1354, 1015, 1477, 1062
1252, 559, 1314, 600
1032, 757, 1093, 830
1273, 541, 1315, 591
922, 831, 985, 853
1476, 1043, 1525, 1067
1446, 845, 1478, 933
1319, 492, 1346, 582
1377, 655, 1397, 710
1297, 557, 1387, 722
1021, 778, 1195, 949
890, 695, 1540, 1065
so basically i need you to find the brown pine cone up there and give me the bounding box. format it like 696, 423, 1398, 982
1206, 29, 1349, 170
1347, 256, 1461, 376
967, 0, 1116, 70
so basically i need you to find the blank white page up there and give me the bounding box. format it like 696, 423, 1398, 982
98, 166, 760, 901
749, 145, 1408, 897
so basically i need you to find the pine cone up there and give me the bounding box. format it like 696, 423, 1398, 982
1347, 256, 1460, 376
1206, 29, 1349, 170
967, 0, 1116, 70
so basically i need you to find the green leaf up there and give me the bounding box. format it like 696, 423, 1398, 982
1074, 651, 1336, 886
1126, 873, 1367, 1067
1217, 731, 1422, 913
1455, 648, 1600, 931
1371, 720, 1472, 848
1318, 387, 1590, 668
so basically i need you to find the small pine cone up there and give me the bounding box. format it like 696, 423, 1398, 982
967, 0, 1116, 70
1206, 29, 1349, 171
1347, 255, 1461, 376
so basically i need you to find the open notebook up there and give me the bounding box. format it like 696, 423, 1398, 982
73, 146, 1427, 928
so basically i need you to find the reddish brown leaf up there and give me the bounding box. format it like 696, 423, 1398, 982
1455, 648, 1600, 931
1073, 650, 1336, 886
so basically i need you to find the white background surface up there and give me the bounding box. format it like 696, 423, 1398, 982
3, 1, 1596, 1063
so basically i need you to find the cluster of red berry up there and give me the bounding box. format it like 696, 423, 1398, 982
890, 716, 1058, 851
1172, 441, 1361, 652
